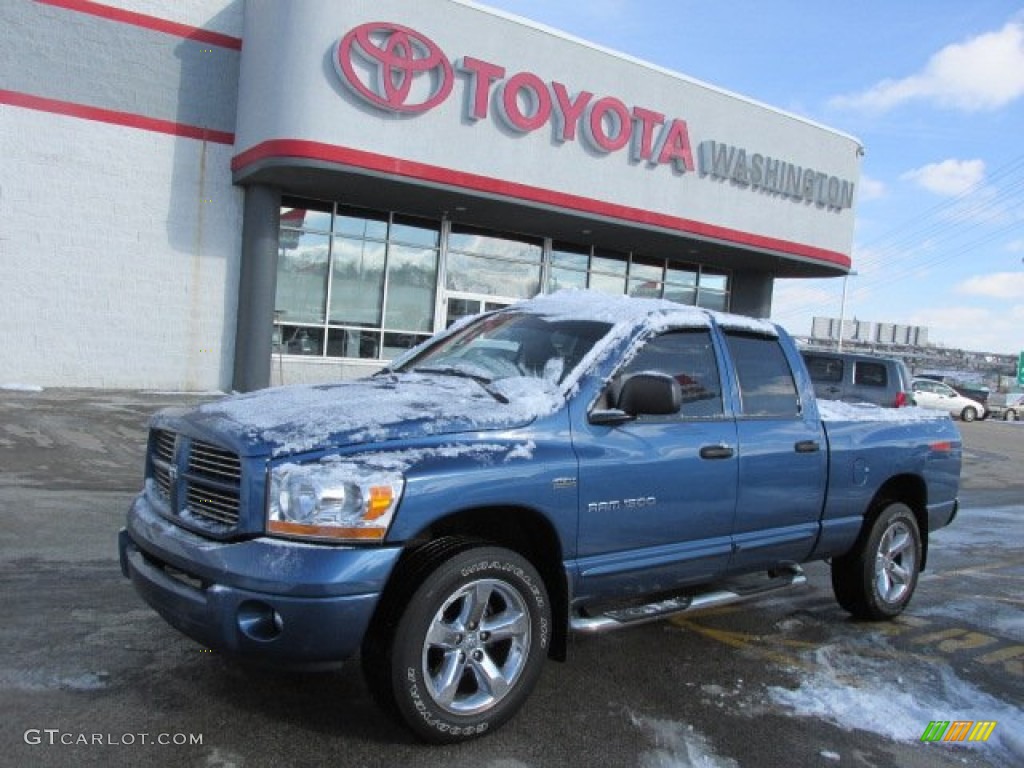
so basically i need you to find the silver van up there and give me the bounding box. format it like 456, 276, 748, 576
800, 350, 915, 408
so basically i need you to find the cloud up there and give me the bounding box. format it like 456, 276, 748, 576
908, 304, 1022, 354
857, 175, 887, 202
830, 17, 1024, 112
957, 272, 1024, 299
900, 158, 986, 196
1008, 239, 1024, 253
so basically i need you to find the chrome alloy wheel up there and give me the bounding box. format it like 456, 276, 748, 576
421, 578, 532, 716
874, 520, 917, 604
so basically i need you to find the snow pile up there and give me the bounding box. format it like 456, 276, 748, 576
768, 644, 1024, 764
1, 384, 44, 392
631, 712, 740, 768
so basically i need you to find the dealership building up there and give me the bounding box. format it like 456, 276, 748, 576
2, 0, 861, 391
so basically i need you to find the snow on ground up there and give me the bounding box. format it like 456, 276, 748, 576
630, 713, 740, 768
1, 384, 44, 392
767, 643, 1024, 766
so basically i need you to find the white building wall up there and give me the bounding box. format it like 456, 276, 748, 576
1, 0, 243, 390
1, 82, 242, 390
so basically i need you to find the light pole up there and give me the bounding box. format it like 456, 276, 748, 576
837, 270, 857, 352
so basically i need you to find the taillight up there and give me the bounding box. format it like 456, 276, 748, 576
894, 392, 909, 408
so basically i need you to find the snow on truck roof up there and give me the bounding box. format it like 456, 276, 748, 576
513, 290, 778, 336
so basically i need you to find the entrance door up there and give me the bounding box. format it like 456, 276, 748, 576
442, 292, 517, 328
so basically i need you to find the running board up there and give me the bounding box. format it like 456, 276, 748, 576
570, 565, 806, 634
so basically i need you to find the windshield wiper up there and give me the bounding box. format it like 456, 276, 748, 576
412, 366, 510, 404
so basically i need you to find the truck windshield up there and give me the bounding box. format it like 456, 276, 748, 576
397, 312, 612, 385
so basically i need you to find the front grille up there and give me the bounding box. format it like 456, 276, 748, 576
149, 429, 243, 533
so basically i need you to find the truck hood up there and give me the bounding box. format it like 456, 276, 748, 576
156, 373, 562, 458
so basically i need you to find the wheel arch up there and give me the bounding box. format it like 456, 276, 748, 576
373, 506, 570, 662
864, 474, 930, 569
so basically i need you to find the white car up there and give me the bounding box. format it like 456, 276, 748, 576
911, 379, 986, 422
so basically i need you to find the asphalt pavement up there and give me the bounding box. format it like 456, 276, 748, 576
0, 389, 1021, 768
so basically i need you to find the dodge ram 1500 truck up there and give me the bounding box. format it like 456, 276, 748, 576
119, 291, 961, 743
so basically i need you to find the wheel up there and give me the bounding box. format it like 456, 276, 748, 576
1005, 409, 1018, 422
370, 546, 550, 743
961, 406, 977, 422
831, 502, 922, 620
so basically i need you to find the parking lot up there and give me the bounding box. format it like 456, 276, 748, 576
1, 390, 1021, 767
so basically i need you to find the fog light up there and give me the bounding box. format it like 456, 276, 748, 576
237, 600, 283, 641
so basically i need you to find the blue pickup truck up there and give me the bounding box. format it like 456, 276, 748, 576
119, 291, 961, 742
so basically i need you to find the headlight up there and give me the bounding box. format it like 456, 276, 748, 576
267, 462, 404, 542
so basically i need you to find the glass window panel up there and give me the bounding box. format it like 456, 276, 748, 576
383, 332, 429, 359
329, 237, 386, 327
697, 289, 729, 312
275, 232, 329, 323
628, 278, 662, 299
589, 271, 626, 295
666, 264, 698, 286
700, 270, 730, 292
630, 257, 664, 282
618, 330, 724, 419
390, 215, 440, 248
590, 248, 628, 275
448, 227, 543, 262
335, 206, 389, 240
445, 252, 540, 297
664, 284, 697, 305
446, 297, 482, 328
725, 333, 799, 418
384, 244, 438, 332
551, 243, 590, 270
279, 325, 324, 356
548, 267, 588, 292
326, 328, 380, 359
280, 198, 331, 232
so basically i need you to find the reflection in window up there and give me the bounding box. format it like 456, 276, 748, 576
617, 330, 724, 419
725, 333, 799, 418
328, 238, 385, 327
275, 232, 329, 323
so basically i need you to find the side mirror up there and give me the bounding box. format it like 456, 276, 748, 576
590, 372, 682, 425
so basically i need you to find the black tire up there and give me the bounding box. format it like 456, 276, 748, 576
831, 502, 922, 620
961, 406, 977, 422
373, 546, 550, 743
1005, 409, 1018, 422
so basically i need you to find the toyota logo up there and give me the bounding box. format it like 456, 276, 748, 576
335, 22, 454, 114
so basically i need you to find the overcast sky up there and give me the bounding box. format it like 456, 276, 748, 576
478, 0, 1024, 356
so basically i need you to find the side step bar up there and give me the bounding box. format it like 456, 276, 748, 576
570, 565, 806, 634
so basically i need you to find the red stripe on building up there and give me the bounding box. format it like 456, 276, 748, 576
232, 139, 852, 269
35, 0, 243, 50
1, 89, 235, 145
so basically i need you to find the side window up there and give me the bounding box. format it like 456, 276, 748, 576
854, 361, 887, 388
725, 333, 800, 418
803, 355, 843, 384
616, 330, 724, 419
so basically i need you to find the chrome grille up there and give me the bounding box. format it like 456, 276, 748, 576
189, 440, 241, 482
149, 429, 242, 532
185, 482, 240, 525
151, 430, 176, 500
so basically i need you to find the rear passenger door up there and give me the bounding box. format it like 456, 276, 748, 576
724, 332, 827, 571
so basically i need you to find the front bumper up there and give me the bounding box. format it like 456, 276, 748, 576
119, 494, 403, 664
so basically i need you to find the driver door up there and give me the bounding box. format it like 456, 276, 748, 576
572, 328, 738, 603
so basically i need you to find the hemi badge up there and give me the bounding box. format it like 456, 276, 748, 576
552, 477, 577, 490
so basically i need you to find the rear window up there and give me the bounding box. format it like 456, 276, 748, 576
853, 361, 888, 388
803, 354, 843, 384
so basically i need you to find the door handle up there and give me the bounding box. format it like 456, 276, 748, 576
795, 440, 821, 453
699, 444, 734, 460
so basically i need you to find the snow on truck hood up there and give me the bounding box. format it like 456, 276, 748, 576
181, 373, 562, 458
